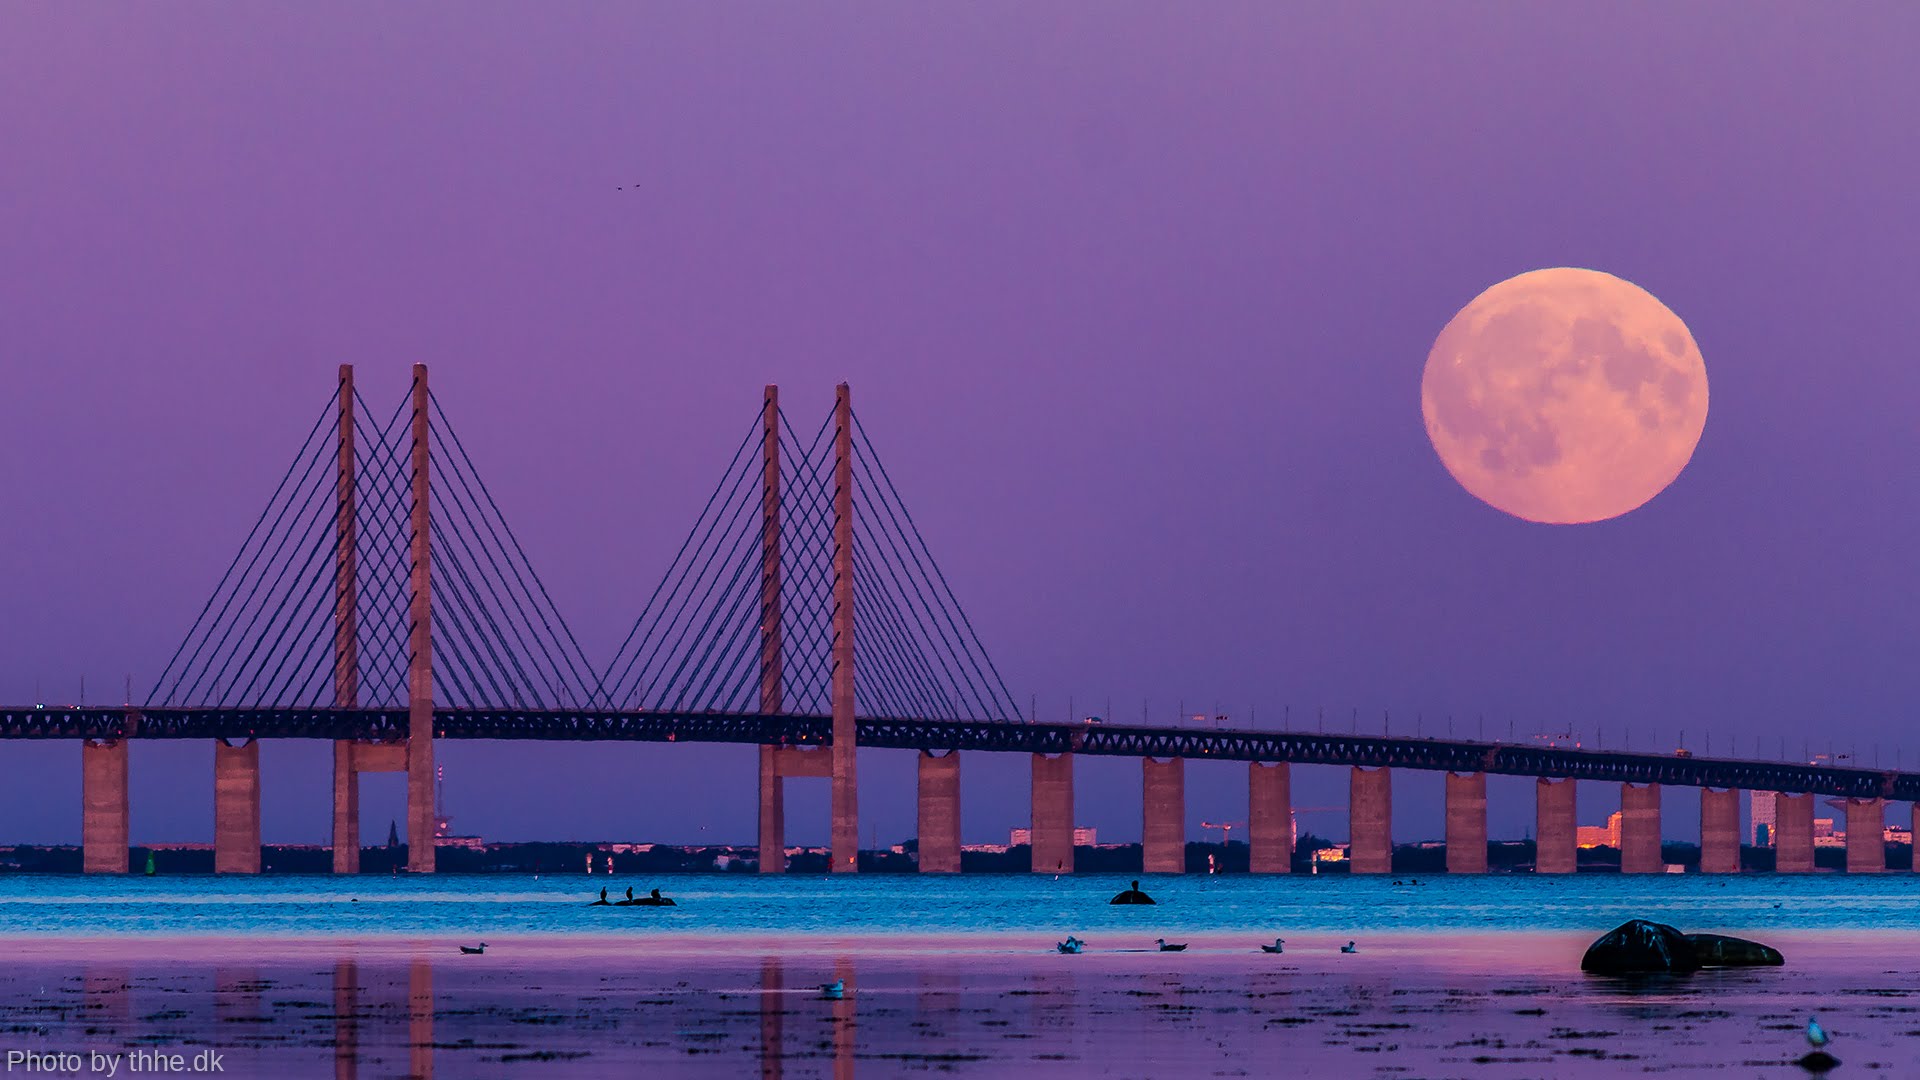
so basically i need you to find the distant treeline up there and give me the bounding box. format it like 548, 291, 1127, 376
0, 837, 1901, 874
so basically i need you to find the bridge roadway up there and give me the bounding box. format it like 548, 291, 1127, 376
3, 705, 1910, 802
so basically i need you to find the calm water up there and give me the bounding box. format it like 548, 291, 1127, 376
0, 872, 1913, 937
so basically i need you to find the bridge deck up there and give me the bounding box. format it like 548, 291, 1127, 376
1, 706, 1908, 802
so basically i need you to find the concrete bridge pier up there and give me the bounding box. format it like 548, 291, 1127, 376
758, 747, 785, 873
1349, 767, 1392, 874
334, 741, 406, 873
214, 739, 261, 874
1846, 798, 1885, 873
1535, 778, 1577, 874
759, 747, 829, 872
917, 751, 961, 873
1699, 788, 1741, 873
1030, 753, 1074, 874
1249, 762, 1292, 873
82, 738, 129, 874
332, 743, 360, 874
1445, 772, 1488, 873
1142, 757, 1185, 874
1620, 783, 1662, 873
1775, 792, 1815, 872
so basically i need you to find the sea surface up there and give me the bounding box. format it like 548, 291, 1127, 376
2, 875, 1915, 1077
0, 870, 1913, 938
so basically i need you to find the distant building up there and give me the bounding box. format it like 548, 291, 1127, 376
1009, 827, 1097, 847
1813, 818, 1844, 847
1577, 811, 1622, 849
1885, 824, 1912, 845
1312, 846, 1348, 863
1750, 791, 1777, 847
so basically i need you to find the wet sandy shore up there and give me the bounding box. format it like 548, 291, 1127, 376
0, 932, 1911, 1077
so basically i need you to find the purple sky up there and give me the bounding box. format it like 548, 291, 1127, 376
3, 6, 1917, 849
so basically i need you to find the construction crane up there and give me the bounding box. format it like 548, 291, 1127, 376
1200, 820, 1244, 843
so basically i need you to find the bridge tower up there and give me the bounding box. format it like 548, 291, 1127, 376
754, 383, 867, 873
405, 363, 436, 872
332, 364, 361, 873
329, 364, 437, 874
830, 383, 859, 871
757, 385, 787, 872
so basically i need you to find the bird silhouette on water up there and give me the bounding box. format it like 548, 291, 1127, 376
818, 979, 845, 1000
1260, 938, 1286, 954
459, 943, 487, 955
1156, 938, 1187, 952
1340, 941, 1358, 954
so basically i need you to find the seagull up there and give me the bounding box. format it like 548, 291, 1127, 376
1260, 938, 1286, 954
1340, 941, 1358, 954
1807, 1016, 1829, 1048
459, 943, 487, 955
1156, 939, 1187, 952
1056, 936, 1085, 954
819, 979, 845, 1000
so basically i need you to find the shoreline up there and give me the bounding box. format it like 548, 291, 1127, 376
0, 926, 1907, 961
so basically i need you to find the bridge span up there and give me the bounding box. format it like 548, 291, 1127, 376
3, 704, 1909, 876
6, 366, 1904, 876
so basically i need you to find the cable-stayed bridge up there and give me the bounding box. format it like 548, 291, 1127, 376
4, 366, 1914, 875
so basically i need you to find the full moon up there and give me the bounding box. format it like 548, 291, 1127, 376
1421, 268, 1708, 524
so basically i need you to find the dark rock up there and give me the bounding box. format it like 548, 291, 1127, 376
1580, 920, 1700, 974
1109, 879, 1156, 905
1685, 933, 1783, 967
1795, 1050, 1840, 1073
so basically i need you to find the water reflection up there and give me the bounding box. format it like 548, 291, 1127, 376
333, 958, 358, 1080
22, 943, 1886, 1077
83, 967, 131, 1024
758, 955, 857, 1080
832, 957, 855, 1080
759, 957, 784, 1080
408, 956, 433, 1080
213, 967, 260, 1024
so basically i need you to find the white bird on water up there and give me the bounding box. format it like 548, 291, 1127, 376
1807, 1016, 1829, 1048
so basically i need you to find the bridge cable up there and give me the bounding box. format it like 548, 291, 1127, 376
600, 411, 761, 708
854, 414, 1021, 719
149, 390, 339, 705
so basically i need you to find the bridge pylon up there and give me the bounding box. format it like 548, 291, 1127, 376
830, 383, 858, 871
